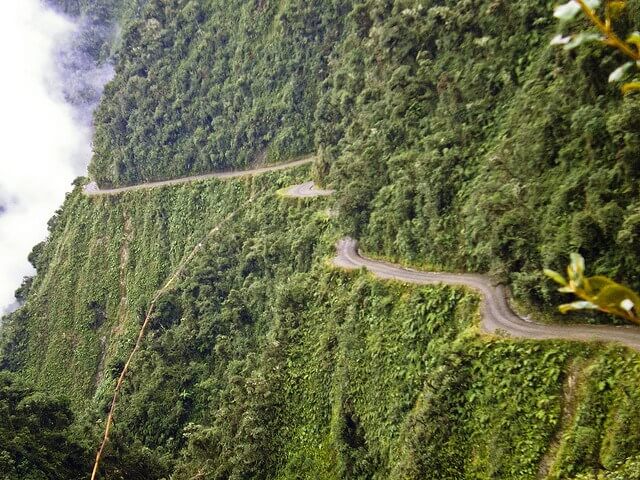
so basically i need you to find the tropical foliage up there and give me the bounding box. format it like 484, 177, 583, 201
0, 373, 86, 480
552, 0, 640, 94
2, 170, 640, 479
313, 0, 640, 314
545, 0, 640, 324
546, 254, 640, 323
89, 0, 352, 187
2, 0, 640, 478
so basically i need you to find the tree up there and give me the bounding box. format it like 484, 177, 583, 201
0, 373, 88, 479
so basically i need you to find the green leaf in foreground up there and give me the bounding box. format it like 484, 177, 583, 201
545, 254, 640, 324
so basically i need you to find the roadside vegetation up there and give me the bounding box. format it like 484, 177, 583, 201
315, 0, 640, 322
2, 0, 640, 478
1, 168, 640, 478
544, 0, 640, 323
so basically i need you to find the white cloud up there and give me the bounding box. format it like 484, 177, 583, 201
0, 2, 93, 311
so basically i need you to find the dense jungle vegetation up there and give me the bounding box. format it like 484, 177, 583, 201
4, 170, 640, 479
87, 0, 640, 314
314, 0, 640, 313
89, 0, 352, 186
3, 0, 640, 478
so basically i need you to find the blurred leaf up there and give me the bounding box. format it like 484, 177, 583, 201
550, 34, 572, 46
595, 284, 636, 309
559, 301, 599, 313
621, 81, 640, 94
608, 61, 634, 82
567, 253, 585, 286
544, 269, 568, 286
564, 32, 604, 50
554, 1, 582, 21
554, 0, 602, 20
626, 31, 640, 49
547, 254, 640, 324
621, 298, 635, 312
587, 275, 618, 290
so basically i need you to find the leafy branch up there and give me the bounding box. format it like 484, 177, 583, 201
552, 0, 640, 93
545, 254, 640, 325
545, 1, 640, 325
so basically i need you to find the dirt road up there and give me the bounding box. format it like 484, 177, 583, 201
83, 157, 315, 196
280, 181, 335, 198
334, 237, 640, 351
85, 161, 640, 351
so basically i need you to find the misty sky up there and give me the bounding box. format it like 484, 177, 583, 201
0, 2, 92, 312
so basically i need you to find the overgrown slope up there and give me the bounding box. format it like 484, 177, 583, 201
90, 0, 352, 186
3, 169, 640, 478
314, 0, 640, 309
4, 0, 640, 478
86, 0, 640, 313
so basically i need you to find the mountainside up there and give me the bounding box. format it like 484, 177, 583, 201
3, 0, 640, 479
89, 0, 351, 186
89, 0, 640, 307
6, 166, 640, 479
314, 0, 640, 307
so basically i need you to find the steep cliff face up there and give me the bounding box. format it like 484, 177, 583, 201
314, 0, 640, 305
86, 0, 640, 306
3, 0, 640, 479
5, 167, 640, 479
89, 0, 353, 187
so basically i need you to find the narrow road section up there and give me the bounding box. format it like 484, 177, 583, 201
84, 157, 315, 196
334, 237, 640, 351
280, 181, 335, 198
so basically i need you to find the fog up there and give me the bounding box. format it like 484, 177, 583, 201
0, 2, 113, 312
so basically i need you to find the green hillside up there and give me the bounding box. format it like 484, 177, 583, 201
314, 0, 640, 308
3, 0, 640, 478
89, 0, 351, 186
88, 0, 640, 308
3, 167, 640, 479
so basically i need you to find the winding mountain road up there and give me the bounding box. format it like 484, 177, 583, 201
83, 157, 315, 196
84, 156, 640, 351
334, 237, 640, 351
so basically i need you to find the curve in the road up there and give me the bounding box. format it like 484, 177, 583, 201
334, 237, 640, 351
84, 156, 315, 196
280, 181, 335, 198
85, 160, 640, 351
